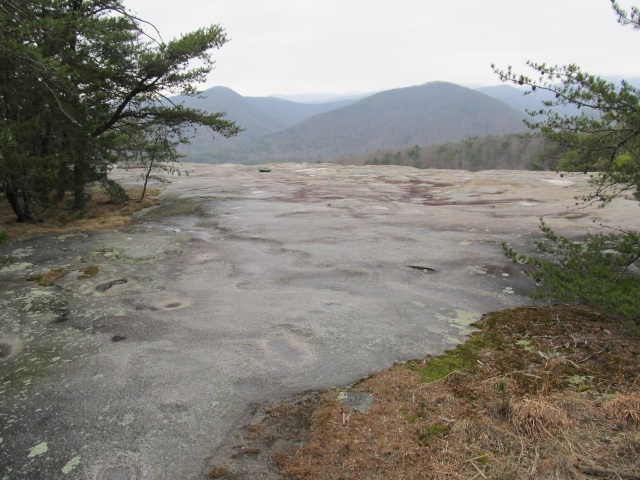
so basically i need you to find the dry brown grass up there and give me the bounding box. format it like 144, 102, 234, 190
0, 186, 160, 240
224, 306, 640, 480
603, 394, 640, 426
511, 397, 573, 439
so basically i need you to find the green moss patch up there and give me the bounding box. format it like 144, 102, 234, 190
27, 268, 68, 287
406, 333, 488, 382
78, 265, 99, 279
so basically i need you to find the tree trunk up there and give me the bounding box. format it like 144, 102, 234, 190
56, 161, 69, 202
73, 157, 86, 210
140, 138, 158, 202
3, 184, 34, 223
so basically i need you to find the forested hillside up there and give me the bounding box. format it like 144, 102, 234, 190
174, 87, 358, 162
180, 82, 529, 164
348, 134, 548, 171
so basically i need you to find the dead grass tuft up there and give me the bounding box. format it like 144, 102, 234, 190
603, 393, 640, 425
206, 465, 229, 478
611, 431, 640, 464
511, 397, 572, 439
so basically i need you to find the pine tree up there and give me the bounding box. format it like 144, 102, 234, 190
0, 0, 240, 221
494, 0, 640, 320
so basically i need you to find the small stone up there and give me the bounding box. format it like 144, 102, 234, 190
338, 392, 374, 413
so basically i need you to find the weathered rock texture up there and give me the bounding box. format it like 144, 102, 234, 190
0, 164, 637, 479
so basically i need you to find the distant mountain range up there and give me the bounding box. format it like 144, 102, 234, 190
174, 87, 355, 141
271, 92, 373, 103
176, 81, 541, 164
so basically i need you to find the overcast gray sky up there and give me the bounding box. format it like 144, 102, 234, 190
125, 0, 640, 97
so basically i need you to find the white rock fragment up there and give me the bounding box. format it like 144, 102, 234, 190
28, 442, 48, 458
541, 179, 573, 186
62, 456, 81, 474
467, 265, 487, 275
121, 413, 135, 426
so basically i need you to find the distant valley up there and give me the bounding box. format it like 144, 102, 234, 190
175, 81, 555, 167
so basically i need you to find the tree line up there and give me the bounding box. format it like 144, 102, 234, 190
0, 0, 239, 222
353, 134, 548, 171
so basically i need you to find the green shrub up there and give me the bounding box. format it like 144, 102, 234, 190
504, 220, 640, 321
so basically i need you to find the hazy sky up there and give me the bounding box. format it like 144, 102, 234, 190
125, 0, 640, 97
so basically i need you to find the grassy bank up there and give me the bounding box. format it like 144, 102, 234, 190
212, 306, 640, 480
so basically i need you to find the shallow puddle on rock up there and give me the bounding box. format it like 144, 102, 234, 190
268, 338, 303, 362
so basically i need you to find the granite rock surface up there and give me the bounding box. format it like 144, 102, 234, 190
1, 163, 637, 479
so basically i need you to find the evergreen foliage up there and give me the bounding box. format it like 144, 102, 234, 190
495, 0, 640, 320
0, 0, 240, 222
504, 221, 640, 320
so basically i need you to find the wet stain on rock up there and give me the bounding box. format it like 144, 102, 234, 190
53, 308, 70, 323
0, 342, 12, 359
268, 338, 303, 362
158, 403, 188, 414
96, 279, 128, 293
152, 297, 192, 310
